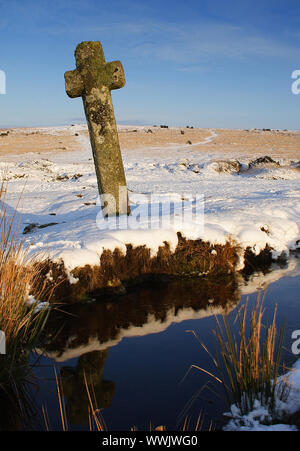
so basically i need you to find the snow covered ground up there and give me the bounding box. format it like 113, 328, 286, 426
1, 124, 299, 276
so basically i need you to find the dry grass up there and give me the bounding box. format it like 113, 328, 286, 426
193, 295, 290, 419
0, 180, 52, 430
0, 181, 49, 380
43, 367, 106, 431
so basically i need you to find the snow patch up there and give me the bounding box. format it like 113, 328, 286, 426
224, 359, 300, 431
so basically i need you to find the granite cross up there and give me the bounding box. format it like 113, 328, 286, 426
65, 41, 130, 216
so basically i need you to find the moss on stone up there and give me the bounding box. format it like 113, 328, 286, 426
64, 41, 129, 216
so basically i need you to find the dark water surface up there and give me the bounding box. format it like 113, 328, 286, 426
28, 259, 300, 431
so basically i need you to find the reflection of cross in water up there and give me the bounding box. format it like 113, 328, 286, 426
60, 350, 115, 425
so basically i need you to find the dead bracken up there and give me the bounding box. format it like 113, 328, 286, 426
30, 234, 276, 304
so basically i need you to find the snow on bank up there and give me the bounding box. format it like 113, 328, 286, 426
239, 257, 300, 295
224, 359, 300, 431
1, 125, 300, 275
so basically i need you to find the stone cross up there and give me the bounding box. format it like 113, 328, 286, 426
65, 41, 130, 216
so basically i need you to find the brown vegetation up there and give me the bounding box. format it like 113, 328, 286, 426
33, 233, 240, 303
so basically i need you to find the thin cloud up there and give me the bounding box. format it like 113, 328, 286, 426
40, 18, 298, 65
175, 65, 210, 73
129, 22, 299, 63
4, 2, 296, 65
43, 17, 298, 63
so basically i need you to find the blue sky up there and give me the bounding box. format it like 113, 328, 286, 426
0, 0, 300, 129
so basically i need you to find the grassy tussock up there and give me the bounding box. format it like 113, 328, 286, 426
0, 181, 48, 379
194, 296, 290, 419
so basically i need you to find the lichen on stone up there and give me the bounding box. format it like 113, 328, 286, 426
64, 41, 129, 216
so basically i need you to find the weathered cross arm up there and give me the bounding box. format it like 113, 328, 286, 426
105, 61, 125, 90
65, 69, 84, 98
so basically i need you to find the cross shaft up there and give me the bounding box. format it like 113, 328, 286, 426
65, 41, 130, 216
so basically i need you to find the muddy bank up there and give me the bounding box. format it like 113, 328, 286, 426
29, 233, 284, 304
33, 234, 240, 303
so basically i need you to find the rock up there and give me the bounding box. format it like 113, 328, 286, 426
186, 140, 192, 145
249, 156, 279, 168
38, 222, 59, 230
188, 163, 201, 173
56, 174, 69, 181
209, 160, 242, 174
72, 173, 83, 180
23, 223, 39, 234
23, 222, 58, 234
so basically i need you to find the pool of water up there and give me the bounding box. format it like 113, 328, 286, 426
26, 257, 300, 431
